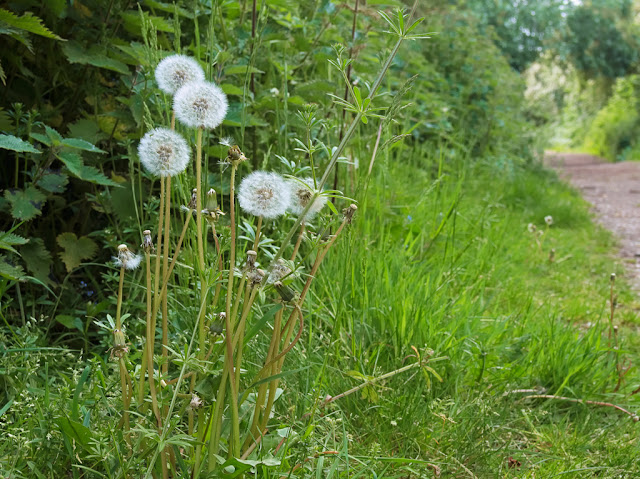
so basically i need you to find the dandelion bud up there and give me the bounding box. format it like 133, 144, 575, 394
190, 393, 204, 409
174, 81, 228, 130
288, 178, 327, 219
274, 281, 297, 303
633, 415, 639, 423
611, 273, 616, 283
141, 230, 154, 253
343, 204, 358, 224
527, 223, 536, 233
544, 215, 553, 226
114, 244, 142, 270
245, 250, 257, 270
238, 171, 291, 219
189, 188, 198, 210
111, 329, 129, 358
138, 128, 191, 177
209, 317, 224, 335
155, 54, 205, 95
206, 188, 218, 210
227, 145, 248, 164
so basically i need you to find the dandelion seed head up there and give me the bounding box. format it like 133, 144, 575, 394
155, 55, 205, 95
544, 215, 553, 226
238, 171, 291, 219
138, 128, 190, 177
288, 178, 327, 219
174, 81, 228, 129
527, 223, 536, 233
114, 244, 142, 270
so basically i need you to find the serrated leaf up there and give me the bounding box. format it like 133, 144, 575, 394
29, 132, 51, 146
0, 254, 25, 280
56, 233, 97, 272
0, 134, 40, 153
0, 8, 63, 40
4, 187, 46, 221
0, 231, 28, 254
61, 138, 106, 153
62, 41, 129, 74
57, 152, 119, 186
21, 238, 53, 285
45, 125, 63, 144
37, 171, 69, 193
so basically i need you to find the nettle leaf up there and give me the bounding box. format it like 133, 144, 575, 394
0, 254, 25, 280
57, 151, 119, 187
21, 238, 53, 285
61, 138, 106, 153
62, 41, 129, 74
37, 171, 69, 193
0, 8, 63, 40
56, 232, 98, 272
0, 231, 28, 254
0, 134, 40, 153
4, 187, 46, 221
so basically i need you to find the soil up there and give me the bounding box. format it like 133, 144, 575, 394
545, 151, 640, 288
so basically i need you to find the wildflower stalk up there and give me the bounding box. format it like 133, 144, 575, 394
115, 264, 131, 439
144, 283, 210, 479
144, 250, 162, 424
224, 161, 241, 456
252, 215, 262, 251
162, 176, 172, 375
195, 127, 205, 270
152, 178, 165, 326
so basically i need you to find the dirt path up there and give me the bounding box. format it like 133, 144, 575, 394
545, 151, 640, 287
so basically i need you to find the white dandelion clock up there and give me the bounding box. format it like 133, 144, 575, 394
138, 128, 191, 177
114, 244, 142, 271
289, 178, 327, 219
155, 55, 205, 95
544, 215, 554, 226
237, 171, 291, 219
174, 81, 228, 129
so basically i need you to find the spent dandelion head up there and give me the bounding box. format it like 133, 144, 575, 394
238, 171, 291, 219
114, 244, 142, 271
288, 178, 327, 219
138, 128, 191, 177
544, 215, 553, 226
527, 223, 537, 233
174, 81, 228, 129
141, 230, 154, 253
155, 54, 205, 95
267, 258, 292, 284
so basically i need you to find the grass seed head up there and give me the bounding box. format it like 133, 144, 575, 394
138, 128, 191, 177
155, 54, 205, 95
174, 81, 228, 129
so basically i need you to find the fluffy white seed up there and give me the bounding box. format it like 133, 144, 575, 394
138, 128, 191, 177
155, 55, 205, 95
238, 171, 291, 219
174, 81, 228, 130
288, 178, 327, 219
114, 244, 142, 270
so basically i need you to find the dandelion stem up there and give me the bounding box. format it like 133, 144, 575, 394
291, 222, 305, 260
196, 127, 205, 270
162, 176, 172, 375
252, 216, 263, 251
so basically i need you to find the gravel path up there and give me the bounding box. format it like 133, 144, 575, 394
545, 151, 640, 287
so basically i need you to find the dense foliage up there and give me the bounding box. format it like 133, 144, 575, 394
2, 0, 639, 478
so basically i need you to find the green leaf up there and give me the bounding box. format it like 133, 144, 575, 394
224, 65, 264, 75
0, 231, 28, 254
57, 152, 119, 186
21, 238, 53, 285
56, 233, 98, 272
44, 125, 63, 144
0, 8, 63, 40
36, 171, 69, 193
220, 83, 245, 96
29, 132, 51, 146
0, 254, 25, 280
0, 134, 40, 153
4, 187, 46, 221
55, 416, 93, 450
61, 138, 106, 153
62, 41, 129, 74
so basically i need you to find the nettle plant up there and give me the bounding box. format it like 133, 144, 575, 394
104, 6, 426, 478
